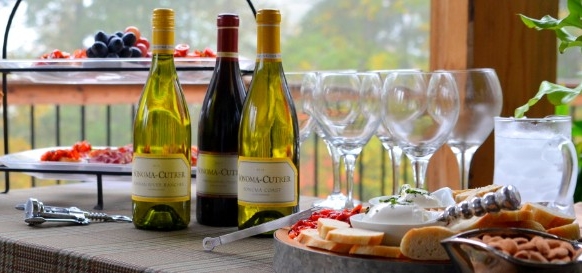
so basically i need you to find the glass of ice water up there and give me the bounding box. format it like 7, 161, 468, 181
493, 116, 578, 214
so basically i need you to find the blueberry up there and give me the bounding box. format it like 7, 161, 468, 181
90, 41, 108, 57
107, 37, 124, 53
115, 31, 124, 38
129, 46, 142, 57
107, 52, 119, 58
121, 32, 137, 47
94, 31, 108, 43
119, 46, 132, 57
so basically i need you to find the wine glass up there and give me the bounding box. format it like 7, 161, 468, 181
381, 71, 459, 190
441, 68, 502, 190
287, 72, 347, 210
370, 69, 420, 195
285, 72, 316, 144
309, 70, 355, 210
312, 72, 382, 208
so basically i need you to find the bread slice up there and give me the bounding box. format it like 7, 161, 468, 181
400, 226, 457, 260
349, 245, 403, 258
488, 220, 546, 232
453, 184, 502, 203
520, 202, 576, 229
296, 228, 319, 244
448, 210, 534, 232
317, 218, 350, 239
325, 227, 384, 245
298, 230, 353, 254
546, 222, 581, 241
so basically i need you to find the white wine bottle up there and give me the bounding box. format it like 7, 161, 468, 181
132, 8, 191, 231
196, 13, 246, 227
238, 9, 300, 231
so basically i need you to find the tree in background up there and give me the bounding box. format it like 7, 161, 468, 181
282, 0, 429, 71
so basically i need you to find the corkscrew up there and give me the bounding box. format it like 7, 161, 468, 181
437, 185, 521, 224
15, 198, 132, 226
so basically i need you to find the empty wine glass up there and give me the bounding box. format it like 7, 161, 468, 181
371, 69, 420, 195
312, 72, 382, 208
446, 68, 503, 189
310, 70, 355, 210
287, 72, 348, 210
286, 72, 316, 144
382, 71, 459, 190
441, 68, 502, 190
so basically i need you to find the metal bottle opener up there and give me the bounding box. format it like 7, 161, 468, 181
15, 198, 132, 226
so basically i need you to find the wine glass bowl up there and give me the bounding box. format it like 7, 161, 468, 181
285, 72, 316, 144
371, 69, 420, 195
381, 71, 460, 190
443, 68, 503, 190
312, 72, 382, 208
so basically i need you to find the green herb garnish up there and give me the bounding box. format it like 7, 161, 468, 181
378, 196, 413, 208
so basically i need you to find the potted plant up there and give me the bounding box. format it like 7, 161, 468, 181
519, 0, 582, 202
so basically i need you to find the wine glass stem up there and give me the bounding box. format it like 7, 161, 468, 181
343, 154, 357, 209
455, 150, 475, 190
325, 140, 343, 196
388, 146, 403, 195
410, 158, 429, 190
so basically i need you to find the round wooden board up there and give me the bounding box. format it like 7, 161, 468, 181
273, 228, 454, 273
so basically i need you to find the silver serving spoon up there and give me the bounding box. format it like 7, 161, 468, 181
203, 207, 319, 251
437, 185, 521, 224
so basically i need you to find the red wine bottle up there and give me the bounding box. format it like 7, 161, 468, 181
196, 13, 246, 227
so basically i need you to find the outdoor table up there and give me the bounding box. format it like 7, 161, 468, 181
0, 180, 318, 273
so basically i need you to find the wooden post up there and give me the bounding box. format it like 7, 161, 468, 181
427, 0, 558, 191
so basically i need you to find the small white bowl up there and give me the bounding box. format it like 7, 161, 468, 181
349, 213, 445, 246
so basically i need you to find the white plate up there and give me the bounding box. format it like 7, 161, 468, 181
0, 147, 196, 182
0, 58, 254, 85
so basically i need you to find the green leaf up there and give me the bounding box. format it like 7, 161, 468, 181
514, 81, 582, 118
519, 14, 561, 29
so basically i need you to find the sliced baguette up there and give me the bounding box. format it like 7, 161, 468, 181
325, 227, 384, 246
519, 202, 576, 229
303, 235, 353, 254
317, 218, 351, 239
296, 228, 319, 244
453, 184, 502, 203
349, 245, 403, 258
546, 222, 581, 241
448, 210, 534, 232
487, 220, 546, 232
400, 226, 457, 261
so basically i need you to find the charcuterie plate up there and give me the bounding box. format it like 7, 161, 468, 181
273, 228, 453, 273
0, 147, 196, 182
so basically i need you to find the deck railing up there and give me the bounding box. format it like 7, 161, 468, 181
0, 83, 411, 203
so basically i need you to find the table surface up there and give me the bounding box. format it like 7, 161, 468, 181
0, 181, 319, 273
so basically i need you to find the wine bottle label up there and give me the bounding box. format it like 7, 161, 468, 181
132, 153, 191, 202
152, 28, 174, 54
237, 157, 298, 207
256, 53, 281, 61
217, 52, 239, 58
196, 153, 238, 196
